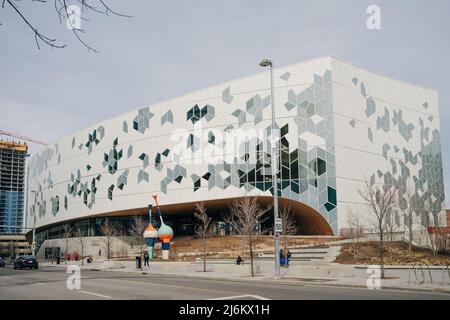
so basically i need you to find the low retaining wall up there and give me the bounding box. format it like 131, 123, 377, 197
36, 236, 134, 260
199, 264, 261, 275
286, 265, 355, 278
145, 261, 262, 275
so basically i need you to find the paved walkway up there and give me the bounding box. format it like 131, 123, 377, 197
41, 259, 450, 294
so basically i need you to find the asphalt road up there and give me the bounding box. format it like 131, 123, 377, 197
0, 265, 449, 300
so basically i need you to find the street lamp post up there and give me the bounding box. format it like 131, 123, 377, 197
259, 58, 281, 278
32, 212, 36, 256
30, 190, 37, 256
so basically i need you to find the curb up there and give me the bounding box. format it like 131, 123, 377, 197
100, 268, 450, 295
140, 271, 450, 295
40, 263, 450, 295
354, 265, 449, 270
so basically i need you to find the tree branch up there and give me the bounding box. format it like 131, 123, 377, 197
5, 0, 67, 49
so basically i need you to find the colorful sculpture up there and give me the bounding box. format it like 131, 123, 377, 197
153, 193, 173, 260
143, 204, 158, 260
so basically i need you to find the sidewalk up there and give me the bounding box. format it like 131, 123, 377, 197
40, 259, 450, 294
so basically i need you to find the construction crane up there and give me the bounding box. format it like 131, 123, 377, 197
0, 129, 48, 146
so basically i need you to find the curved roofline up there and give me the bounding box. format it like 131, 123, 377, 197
31, 54, 437, 157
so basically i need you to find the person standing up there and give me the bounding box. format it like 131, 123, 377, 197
279, 248, 285, 266
144, 251, 150, 267
287, 249, 292, 267
98, 248, 102, 257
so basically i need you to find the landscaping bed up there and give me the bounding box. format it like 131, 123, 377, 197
334, 241, 450, 266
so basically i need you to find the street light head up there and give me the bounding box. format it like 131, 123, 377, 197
259, 59, 272, 67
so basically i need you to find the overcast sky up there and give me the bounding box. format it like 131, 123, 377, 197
0, 0, 449, 204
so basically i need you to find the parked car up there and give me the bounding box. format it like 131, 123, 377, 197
0, 257, 5, 267
13, 255, 38, 270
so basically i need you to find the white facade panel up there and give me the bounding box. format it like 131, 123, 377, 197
26, 56, 445, 236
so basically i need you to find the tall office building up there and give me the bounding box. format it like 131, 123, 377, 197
0, 140, 28, 234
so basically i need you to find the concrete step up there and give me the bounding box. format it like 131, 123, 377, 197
257, 245, 341, 263
195, 257, 327, 265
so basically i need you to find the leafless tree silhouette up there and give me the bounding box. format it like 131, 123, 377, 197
74, 226, 86, 266
100, 217, 118, 260
130, 215, 146, 271
1, 0, 131, 52
359, 181, 397, 278
62, 223, 72, 255
345, 208, 364, 259
229, 197, 272, 277
279, 204, 297, 251
193, 202, 212, 272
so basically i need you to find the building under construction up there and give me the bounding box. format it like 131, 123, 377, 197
0, 140, 28, 234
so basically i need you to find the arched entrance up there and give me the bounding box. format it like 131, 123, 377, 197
29, 196, 335, 240
154, 196, 334, 236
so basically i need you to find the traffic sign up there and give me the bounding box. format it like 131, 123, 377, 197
275, 218, 283, 233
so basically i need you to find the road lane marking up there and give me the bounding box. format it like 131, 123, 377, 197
1, 276, 11, 279
102, 278, 249, 296
208, 294, 270, 300
40, 268, 450, 299
78, 290, 112, 299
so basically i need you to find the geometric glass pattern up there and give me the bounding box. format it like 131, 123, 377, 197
187, 104, 215, 124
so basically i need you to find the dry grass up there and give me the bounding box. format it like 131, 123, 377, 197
335, 241, 450, 266
170, 236, 337, 259
118, 236, 339, 261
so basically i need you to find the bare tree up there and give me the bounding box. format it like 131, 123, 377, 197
223, 210, 246, 263
100, 218, 118, 260
279, 204, 297, 251
385, 210, 399, 243
432, 210, 447, 255
359, 182, 397, 278
193, 202, 212, 272
74, 226, 86, 266
1, 0, 131, 51
62, 223, 72, 256
229, 197, 271, 277
422, 203, 447, 256
130, 215, 146, 271
346, 208, 364, 259
115, 224, 128, 258
403, 186, 416, 256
